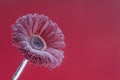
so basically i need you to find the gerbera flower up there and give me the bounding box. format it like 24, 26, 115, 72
12, 13, 65, 69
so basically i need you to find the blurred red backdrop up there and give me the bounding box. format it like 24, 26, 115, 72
1, 0, 120, 80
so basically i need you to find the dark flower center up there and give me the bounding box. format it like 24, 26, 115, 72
29, 35, 46, 50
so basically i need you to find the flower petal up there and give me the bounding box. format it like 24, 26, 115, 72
45, 48, 64, 67
47, 41, 65, 49
16, 16, 32, 36
12, 13, 65, 69
26, 14, 34, 34
18, 41, 55, 68
32, 14, 41, 34
33, 14, 48, 34
12, 32, 27, 41
12, 23, 28, 37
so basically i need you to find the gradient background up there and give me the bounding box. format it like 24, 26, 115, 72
1, 0, 120, 80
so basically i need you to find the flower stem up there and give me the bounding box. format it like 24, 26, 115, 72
13, 58, 28, 80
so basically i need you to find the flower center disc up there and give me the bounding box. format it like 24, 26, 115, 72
29, 35, 46, 50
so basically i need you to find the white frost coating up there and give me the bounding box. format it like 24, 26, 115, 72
12, 13, 65, 68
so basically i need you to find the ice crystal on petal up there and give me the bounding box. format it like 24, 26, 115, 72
12, 13, 65, 69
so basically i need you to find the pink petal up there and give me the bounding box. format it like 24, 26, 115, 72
12, 13, 65, 69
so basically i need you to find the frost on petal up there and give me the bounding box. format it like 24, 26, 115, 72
33, 14, 48, 34
12, 13, 65, 69
41, 22, 65, 49
32, 14, 41, 34
45, 48, 64, 67
12, 23, 28, 37
19, 42, 56, 68
26, 14, 34, 34
39, 19, 51, 36
41, 22, 57, 39
16, 16, 32, 36
12, 32, 28, 47
46, 33, 64, 43
18, 40, 63, 68
12, 32, 27, 41
48, 41, 65, 49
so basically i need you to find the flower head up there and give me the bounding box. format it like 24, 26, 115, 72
12, 14, 65, 69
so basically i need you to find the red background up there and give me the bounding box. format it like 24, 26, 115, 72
1, 0, 120, 80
